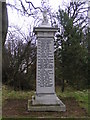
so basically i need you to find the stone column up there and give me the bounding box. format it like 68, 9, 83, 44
33, 27, 58, 105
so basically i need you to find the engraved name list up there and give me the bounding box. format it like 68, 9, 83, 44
37, 38, 54, 88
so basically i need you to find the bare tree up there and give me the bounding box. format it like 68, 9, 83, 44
4, 26, 36, 90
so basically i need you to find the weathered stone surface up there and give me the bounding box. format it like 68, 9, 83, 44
37, 37, 55, 94
28, 99, 66, 112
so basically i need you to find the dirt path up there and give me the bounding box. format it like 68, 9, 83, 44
2, 97, 88, 118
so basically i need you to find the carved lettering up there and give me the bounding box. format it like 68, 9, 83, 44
37, 38, 54, 87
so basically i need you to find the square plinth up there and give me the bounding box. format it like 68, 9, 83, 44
28, 93, 66, 112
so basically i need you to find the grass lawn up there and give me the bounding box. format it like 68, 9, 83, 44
2, 85, 89, 112
2, 85, 90, 119
56, 86, 88, 112
2, 85, 34, 102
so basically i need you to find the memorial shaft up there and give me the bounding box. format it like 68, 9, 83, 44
36, 28, 56, 94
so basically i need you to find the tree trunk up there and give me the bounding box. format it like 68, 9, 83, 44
61, 79, 64, 92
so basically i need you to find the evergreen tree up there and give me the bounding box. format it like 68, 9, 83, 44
55, 1, 88, 90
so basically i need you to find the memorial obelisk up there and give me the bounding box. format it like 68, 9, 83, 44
28, 9, 66, 111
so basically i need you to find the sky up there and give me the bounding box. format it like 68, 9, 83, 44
6, 0, 72, 34
6, 0, 89, 35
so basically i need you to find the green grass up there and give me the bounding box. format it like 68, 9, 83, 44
2, 85, 34, 103
56, 86, 88, 111
2, 85, 89, 112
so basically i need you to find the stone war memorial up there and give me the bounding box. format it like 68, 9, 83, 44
28, 9, 66, 112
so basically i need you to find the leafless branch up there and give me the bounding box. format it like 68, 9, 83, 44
25, 0, 42, 11
7, 3, 23, 13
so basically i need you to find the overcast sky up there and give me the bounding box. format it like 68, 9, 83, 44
6, 0, 88, 35
6, 0, 72, 34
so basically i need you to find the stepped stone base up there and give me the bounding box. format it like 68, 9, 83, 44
28, 104, 66, 112
28, 93, 66, 111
